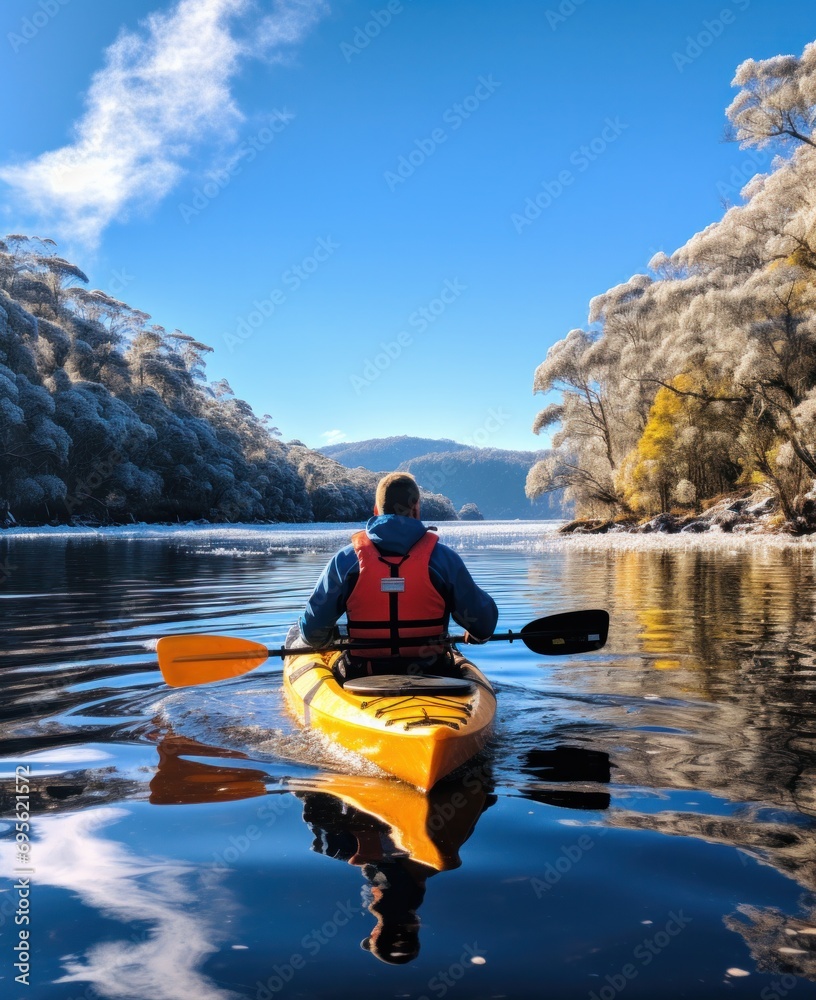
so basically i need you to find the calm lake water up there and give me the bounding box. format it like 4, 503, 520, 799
2, 522, 816, 1000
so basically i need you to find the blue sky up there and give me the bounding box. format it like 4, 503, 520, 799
2, 0, 814, 452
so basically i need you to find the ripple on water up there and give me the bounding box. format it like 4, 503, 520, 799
3, 525, 816, 996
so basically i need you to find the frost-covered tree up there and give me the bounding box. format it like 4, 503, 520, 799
528, 328, 632, 514
288, 447, 457, 523
0, 235, 460, 525
529, 37, 816, 523
726, 43, 816, 150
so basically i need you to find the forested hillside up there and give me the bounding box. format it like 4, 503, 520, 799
322, 435, 565, 519
400, 448, 562, 519
320, 435, 468, 469
286, 445, 457, 522
527, 42, 816, 526
0, 236, 456, 525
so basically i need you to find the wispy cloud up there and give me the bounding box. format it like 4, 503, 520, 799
321, 429, 347, 446
0, 0, 327, 248
0, 807, 239, 1000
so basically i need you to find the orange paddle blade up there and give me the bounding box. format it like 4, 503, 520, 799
157, 634, 269, 687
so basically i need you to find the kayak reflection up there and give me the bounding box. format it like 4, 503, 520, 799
147, 734, 495, 966
291, 768, 496, 965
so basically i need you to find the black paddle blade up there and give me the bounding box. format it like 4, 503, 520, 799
520, 610, 609, 655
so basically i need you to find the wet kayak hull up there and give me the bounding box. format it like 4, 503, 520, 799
283, 649, 496, 791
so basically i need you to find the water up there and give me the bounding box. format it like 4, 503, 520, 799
1, 522, 816, 999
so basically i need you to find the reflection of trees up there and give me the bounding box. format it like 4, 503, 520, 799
605, 806, 816, 981
0, 766, 143, 816
725, 905, 816, 982
0, 538, 305, 752
521, 544, 816, 980
522, 545, 816, 818
526, 545, 816, 675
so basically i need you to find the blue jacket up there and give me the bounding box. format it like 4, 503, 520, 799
299, 515, 498, 647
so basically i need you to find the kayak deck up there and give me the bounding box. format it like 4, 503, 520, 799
283, 648, 496, 791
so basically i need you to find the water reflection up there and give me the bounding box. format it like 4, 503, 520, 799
147, 734, 495, 967
5, 530, 816, 993
149, 733, 269, 805
293, 768, 495, 965
0, 804, 239, 1000
523, 547, 816, 817
518, 745, 611, 811
603, 803, 816, 981
726, 904, 816, 983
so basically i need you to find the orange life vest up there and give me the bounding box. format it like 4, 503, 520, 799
345, 530, 448, 659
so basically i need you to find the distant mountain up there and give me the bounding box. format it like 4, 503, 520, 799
319, 436, 468, 470
320, 436, 566, 520
287, 446, 458, 522
400, 448, 563, 520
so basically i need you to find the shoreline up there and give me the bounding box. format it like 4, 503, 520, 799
558, 487, 816, 538
1, 519, 814, 555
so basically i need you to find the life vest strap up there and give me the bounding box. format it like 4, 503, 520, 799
346, 617, 447, 629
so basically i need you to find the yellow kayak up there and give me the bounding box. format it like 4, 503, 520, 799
283, 649, 496, 791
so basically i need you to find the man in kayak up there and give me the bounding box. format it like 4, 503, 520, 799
297, 472, 498, 679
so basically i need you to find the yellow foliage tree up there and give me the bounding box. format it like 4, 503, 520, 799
619, 371, 748, 516
617, 377, 695, 514
620, 371, 755, 515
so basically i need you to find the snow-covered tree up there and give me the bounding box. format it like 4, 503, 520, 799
1, 234, 434, 525
529, 37, 816, 522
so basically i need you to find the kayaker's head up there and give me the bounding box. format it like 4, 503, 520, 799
374, 472, 420, 520
361, 919, 420, 964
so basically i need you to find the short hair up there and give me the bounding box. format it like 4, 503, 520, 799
375, 473, 420, 516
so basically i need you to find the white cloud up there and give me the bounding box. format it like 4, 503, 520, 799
0, 807, 239, 1000
321, 429, 347, 446
0, 0, 327, 248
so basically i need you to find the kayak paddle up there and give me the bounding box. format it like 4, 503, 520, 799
156, 609, 609, 688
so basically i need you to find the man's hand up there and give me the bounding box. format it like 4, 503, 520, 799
463, 631, 489, 645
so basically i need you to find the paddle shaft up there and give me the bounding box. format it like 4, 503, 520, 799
166, 628, 583, 664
